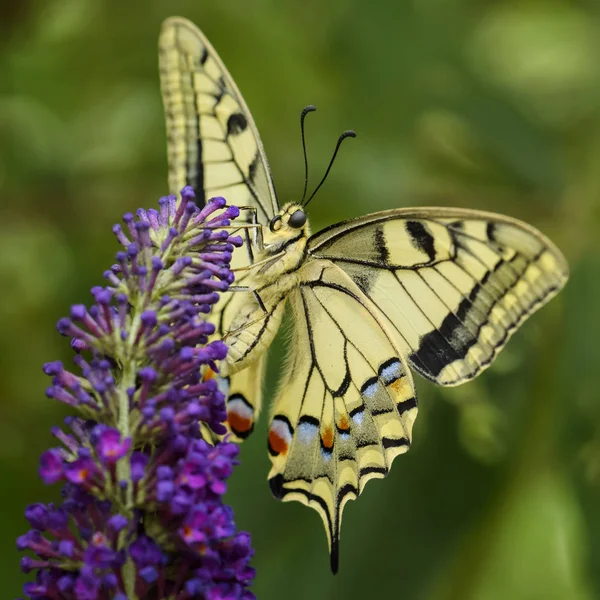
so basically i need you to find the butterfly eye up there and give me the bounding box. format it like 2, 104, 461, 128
289, 210, 307, 229
269, 216, 283, 232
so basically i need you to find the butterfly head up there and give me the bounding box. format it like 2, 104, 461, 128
268, 203, 309, 234
263, 203, 311, 256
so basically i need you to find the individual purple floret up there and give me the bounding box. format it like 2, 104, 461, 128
18, 188, 255, 600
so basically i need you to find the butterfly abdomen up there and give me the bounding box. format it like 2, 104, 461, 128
223, 299, 285, 373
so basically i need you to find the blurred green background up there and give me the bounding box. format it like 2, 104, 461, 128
2, 0, 600, 598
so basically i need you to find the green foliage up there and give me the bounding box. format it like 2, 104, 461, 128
2, 0, 598, 597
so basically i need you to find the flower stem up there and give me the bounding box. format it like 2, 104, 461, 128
118, 352, 137, 599
117, 356, 135, 504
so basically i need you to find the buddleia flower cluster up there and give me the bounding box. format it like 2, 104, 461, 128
17, 187, 256, 599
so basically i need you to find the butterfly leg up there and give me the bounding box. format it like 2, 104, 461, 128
222, 312, 269, 341
235, 205, 264, 251
231, 251, 286, 273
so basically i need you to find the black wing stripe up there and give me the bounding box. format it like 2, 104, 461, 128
190, 67, 205, 204
414, 269, 496, 366
391, 271, 465, 364
194, 68, 272, 221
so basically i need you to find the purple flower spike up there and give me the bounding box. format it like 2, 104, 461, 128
19, 189, 255, 599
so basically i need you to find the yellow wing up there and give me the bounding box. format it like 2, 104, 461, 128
267, 260, 418, 573
159, 16, 277, 217
159, 17, 278, 437
308, 207, 569, 386
216, 357, 267, 439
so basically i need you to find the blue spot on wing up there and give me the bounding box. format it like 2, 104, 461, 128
298, 420, 319, 443
380, 359, 402, 384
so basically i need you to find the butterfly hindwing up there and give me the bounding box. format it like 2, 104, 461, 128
308, 208, 569, 386
267, 260, 417, 572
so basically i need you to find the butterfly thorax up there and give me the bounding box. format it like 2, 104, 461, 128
223, 203, 310, 374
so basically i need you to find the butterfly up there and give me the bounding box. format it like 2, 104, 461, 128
159, 16, 569, 573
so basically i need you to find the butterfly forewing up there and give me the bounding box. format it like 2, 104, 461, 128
159, 17, 277, 219
160, 17, 280, 436
308, 208, 568, 386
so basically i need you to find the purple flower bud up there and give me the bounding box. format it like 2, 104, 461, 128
160, 407, 175, 422
17, 530, 40, 551
127, 243, 138, 258
42, 361, 63, 376
129, 535, 164, 569
139, 565, 159, 583
56, 318, 73, 336
223, 205, 240, 220
46, 507, 69, 531
156, 465, 173, 479
93, 289, 113, 306
140, 311, 157, 328
207, 340, 228, 361
74, 566, 100, 600
24, 504, 49, 530
151, 256, 164, 271
156, 480, 175, 502
70, 305, 87, 320
135, 219, 150, 232
108, 515, 128, 533
179, 347, 194, 362
39, 449, 64, 484
58, 539, 74, 557
71, 338, 89, 352
146, 208, 160, 229
139, 367, 157, 383
130, 452, 149, 483
112, 224, 130, 246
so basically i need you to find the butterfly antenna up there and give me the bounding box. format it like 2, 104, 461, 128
303, 130, 356, 208
300, 105, 317, 204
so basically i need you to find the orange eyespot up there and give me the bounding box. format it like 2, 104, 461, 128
228, 410, 253, 435
338, 415, 350, 431
321, 427, 334, 449
268, 430, 289, 455
390, 379, 406, 394
202, 368, 216, 382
